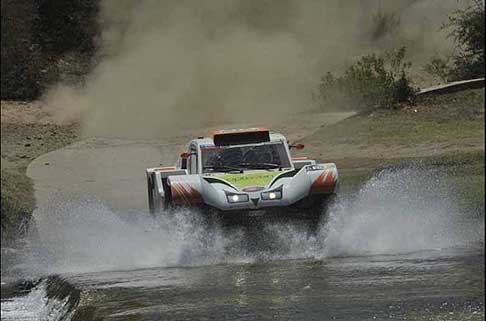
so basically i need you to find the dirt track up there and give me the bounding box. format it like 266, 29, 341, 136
24, 110, 354, 244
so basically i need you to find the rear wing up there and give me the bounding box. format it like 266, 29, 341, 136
146, 167, 187, 214
212, 127, 270, 146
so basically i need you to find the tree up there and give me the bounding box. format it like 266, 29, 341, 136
446, 0, 485, 80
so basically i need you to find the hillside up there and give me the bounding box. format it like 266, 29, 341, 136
298, 89, 485, 172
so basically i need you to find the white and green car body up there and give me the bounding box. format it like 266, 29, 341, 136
146, 128, 338, 220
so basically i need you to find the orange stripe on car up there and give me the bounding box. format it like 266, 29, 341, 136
171, 183, 203, 206
310, 170, 336, 194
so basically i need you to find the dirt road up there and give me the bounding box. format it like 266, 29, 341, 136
25, 111, 354, 244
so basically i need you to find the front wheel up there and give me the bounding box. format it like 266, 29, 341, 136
303, 193, 337, 233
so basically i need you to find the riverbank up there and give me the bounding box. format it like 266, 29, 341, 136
1, 101, 79, 245
299, 88, 484, 172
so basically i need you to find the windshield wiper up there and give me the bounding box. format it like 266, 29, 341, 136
203, 165, 244, 173
238, 162, 281, 169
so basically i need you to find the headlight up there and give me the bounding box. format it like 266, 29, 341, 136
261, 186, 283, 200
306, 164, 324, 171
226, 192, 249, 203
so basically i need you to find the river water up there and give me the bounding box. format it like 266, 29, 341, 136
1, 166, 484, 320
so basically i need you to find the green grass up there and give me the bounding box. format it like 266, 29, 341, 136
1, 168, 35, 244
319, 111, 483, 148
318, 88, 484, 145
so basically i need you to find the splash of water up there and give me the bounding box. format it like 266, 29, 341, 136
0, 279, 75, 321
321, 167, 484, 257
20, 167, 484, 275
24, 199, 248, 275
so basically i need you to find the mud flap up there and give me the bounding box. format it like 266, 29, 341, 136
162, 177, 172, 210
300, 193, 337, 235
147, 175, 155, 214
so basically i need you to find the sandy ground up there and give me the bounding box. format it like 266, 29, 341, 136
1, 101, 78, 171
1, 100, 79, 243
18, 109, 352, 246
1, 99, 353, 245
25, 110, 355, 212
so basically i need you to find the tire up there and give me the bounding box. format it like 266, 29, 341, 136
162, 178, 172, 210
147, 175, 155, 214
304, 193, 336, 233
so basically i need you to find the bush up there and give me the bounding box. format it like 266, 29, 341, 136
318, 47, 417, 112
1, 1, 41, 100
0, 0, 99, 100
445, 0, 484, 80
0, 169, 35, 244
423, 55, 453, 83
34, 0, 99, 56
423, 1, 484, 83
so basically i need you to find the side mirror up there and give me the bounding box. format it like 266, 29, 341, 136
289, 143, 305, 150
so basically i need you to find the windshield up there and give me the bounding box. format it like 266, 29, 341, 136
201, 142, 291, 173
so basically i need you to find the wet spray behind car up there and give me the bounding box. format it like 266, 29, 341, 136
146, 128, 338, 225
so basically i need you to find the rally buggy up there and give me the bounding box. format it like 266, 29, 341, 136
146, 128, 338, 223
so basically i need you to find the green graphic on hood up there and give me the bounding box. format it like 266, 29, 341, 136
219, 172, 281, 189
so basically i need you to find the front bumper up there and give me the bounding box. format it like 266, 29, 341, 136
199, 201, 324, 225
212, 196, 294, 212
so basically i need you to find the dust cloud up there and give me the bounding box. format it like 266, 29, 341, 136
45, 0, 468, 139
